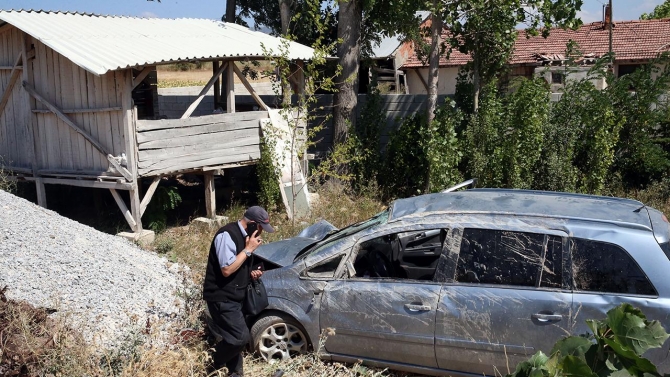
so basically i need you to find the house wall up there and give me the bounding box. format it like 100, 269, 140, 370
406, 67, 461, 95
534, 66, 607, 92
0, 26, 31, 170
22, 35, 129, 173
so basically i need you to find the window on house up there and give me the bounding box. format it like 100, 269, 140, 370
456, 229, 563, 288
571, 239, 656, 295
617, 64, 642, 78
551, 72, 564, 84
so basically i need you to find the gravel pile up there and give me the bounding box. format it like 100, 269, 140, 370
0, 189, 186, 349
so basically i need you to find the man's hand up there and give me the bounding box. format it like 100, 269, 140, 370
245, 230, 262, 252
251, 269, 263, 280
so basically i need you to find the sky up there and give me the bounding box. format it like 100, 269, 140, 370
0, 0, 664, 24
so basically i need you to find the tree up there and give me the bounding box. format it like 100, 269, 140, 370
443, 0, 582, 113
641, 1, 670, 20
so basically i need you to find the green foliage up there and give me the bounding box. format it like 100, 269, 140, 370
144, 186, 182, 233
425, 100, 464, 192
641, 1, 670, 20
256, 136, 282, 211
508, 303, 670, 377
350, 87, 384, 192
379, 100, 464, 197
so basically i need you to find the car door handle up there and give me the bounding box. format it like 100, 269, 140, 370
532, 313, 562, 322
405, 304, 431, 312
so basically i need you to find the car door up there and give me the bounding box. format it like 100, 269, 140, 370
320, 228, 444, 368
435, 227, 572, 376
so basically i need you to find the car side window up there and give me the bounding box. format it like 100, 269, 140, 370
352, 229, 445, 281
456, 228, 563, 288
571, 238, 656, 296
305, 255, 345, 278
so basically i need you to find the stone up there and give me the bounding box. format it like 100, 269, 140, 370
191, 216, 229, 231
117, 230, 156, 246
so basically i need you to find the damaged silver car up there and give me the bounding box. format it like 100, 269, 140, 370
251, 188, 670, 376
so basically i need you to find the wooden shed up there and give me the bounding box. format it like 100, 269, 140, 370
0, 10, 313, 235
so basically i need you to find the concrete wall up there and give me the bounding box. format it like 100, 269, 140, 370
406, 67, 461, 95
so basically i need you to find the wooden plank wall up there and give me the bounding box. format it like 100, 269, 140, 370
26, 39, 127, 173
135, 111, 267, 177
0, 26, 31, 169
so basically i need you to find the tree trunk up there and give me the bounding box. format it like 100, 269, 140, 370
225, 0, 236, 22
426, 8, 442, 124
424, 7, 442, 193
333, 0, 362, 145
473, 64, 480, 113
280, 0, 292, 107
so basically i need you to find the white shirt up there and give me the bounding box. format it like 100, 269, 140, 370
214, 221, 248, 268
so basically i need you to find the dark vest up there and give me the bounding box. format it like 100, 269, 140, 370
203, 222, 250, 302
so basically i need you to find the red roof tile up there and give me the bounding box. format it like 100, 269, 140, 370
402, 18, 670, 69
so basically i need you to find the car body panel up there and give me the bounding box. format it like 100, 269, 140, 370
321, 280, 441, 368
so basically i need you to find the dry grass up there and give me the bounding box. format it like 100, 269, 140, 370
157, 62, 275, 88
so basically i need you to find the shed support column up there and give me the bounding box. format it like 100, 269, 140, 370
35, 178, 47, 208
213, 61, 221, 110
227, 62, 235, 113
130, 184, 143, 232
204, 172, 216, 219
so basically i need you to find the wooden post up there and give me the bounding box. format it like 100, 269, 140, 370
204, 171, 216, 219
181, 62, 228, 119
213, 61, 221, 110
121, 69, 142, 232
110, 188, 138, 231
140, 176, 161, 217
232, 63, 269, 111
21, 32, 45, 207
227, 61, 236, 113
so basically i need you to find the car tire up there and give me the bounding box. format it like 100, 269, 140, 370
251, 313, 310, 362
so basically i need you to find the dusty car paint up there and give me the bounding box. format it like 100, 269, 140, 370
251, 189, 670, 376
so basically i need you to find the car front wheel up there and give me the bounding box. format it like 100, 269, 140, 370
251, 313, 310, 362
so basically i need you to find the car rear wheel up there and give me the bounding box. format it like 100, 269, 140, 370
251, 313, 310, 362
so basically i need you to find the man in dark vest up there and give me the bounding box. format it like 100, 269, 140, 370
203, 206, 275, 376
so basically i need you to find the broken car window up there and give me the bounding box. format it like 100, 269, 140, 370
457, 229, 562, 288
305, 255, 345, 278
352, 230, 444, 281
295, 209, 390, 262
571, 239, 656, 296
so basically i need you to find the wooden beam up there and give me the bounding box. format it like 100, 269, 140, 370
227, 63, 236, 113
22, 32, 43, 208
140, 176, 161, 217
0, 66, 22, 70
181, 62, 229, 119
106, 154, 133, 182
110, 189, 138, 231
0, 52, 24, 117
22, 81, 112, 157
130, 185, 142, 232
35, 177, 47, 208
204, 171, 216, 219
32, 107, 122, 114
20, 176, 133, 190
232, 63, 269, 111
132, 66, 153, 90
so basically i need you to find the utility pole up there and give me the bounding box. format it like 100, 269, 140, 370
608, 0, 613, 65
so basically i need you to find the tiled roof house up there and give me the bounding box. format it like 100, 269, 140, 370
401, 17, 670, 95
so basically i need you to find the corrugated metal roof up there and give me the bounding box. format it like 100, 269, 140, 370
0, 10, 316, 75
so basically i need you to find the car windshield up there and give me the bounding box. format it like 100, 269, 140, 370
294, 208, 390, 261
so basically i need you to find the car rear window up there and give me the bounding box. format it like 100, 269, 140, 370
571, 239, 656, 296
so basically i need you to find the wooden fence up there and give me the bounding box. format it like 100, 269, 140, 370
135, 111, 267, 177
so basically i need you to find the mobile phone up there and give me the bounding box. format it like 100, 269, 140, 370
246, 222, 258, 236
255, 262, 265, 272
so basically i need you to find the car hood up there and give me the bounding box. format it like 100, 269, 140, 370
254, 220, 338, 267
